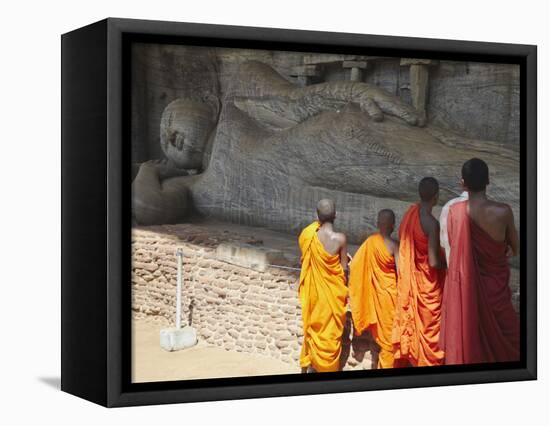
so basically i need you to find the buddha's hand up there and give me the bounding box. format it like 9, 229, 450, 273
355, 83, 424, 126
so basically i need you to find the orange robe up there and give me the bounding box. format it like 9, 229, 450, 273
298, 221, 348, 372
392, 204, 446, 366
349, 233, 398, 368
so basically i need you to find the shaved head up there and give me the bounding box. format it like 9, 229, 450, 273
418, 177, 439, 202
377, 209, 395, 234
378, 209, 395, 225
317, 199, 336, 223
462, 158, 489, 192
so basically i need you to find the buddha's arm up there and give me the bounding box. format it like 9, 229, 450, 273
288, 81, 421, 126
231, 61, 421, 128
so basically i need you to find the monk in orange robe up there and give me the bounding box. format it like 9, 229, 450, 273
393, 177, 447, 367
349, 209, 399, 368
441, 158, 520, 364
298, 199, 349, 373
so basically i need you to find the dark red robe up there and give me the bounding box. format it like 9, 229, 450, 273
440, 200, 520, 364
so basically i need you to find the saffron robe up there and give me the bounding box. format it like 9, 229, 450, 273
298, 221, 348, 372
349, 233, 398, 368
440, 201, 520, 364
392, 204, 446, 366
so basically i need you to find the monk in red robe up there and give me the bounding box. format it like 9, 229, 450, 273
441, 158, 520, 364
393, 177, 447, 367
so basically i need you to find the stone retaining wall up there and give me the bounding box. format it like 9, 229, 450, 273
132, 224, 375, 370
133, 224, 307, 366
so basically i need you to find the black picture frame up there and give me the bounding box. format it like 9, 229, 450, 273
61, 17, 537, 407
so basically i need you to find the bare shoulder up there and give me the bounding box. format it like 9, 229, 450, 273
487, 200, 514, 221
494, 201, 514, 215
421, 211, 440, 235
335, 232, 347, 246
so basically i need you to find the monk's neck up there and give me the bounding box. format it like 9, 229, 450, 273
379, 229, 392, 238
468, 190, 487, 201
419, 201, 433, 214
319, 221, 334, 232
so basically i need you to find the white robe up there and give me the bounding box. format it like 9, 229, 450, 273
439, 191, 468, 264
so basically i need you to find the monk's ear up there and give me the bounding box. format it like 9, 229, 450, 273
460, 178, 467, 191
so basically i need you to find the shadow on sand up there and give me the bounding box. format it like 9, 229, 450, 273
340, 311, 379, 370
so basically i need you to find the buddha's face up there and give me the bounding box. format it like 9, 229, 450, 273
160, 99, 216, 169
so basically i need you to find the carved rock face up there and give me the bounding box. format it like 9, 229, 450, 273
160, 99, 216, 169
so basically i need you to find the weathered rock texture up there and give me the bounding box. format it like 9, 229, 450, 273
132, 46, 520, 161
131, 44, 220, 162
132, 59, 520, 242
428, 61, 519, 145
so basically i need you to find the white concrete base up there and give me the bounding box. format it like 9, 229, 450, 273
160, 326, 198, 351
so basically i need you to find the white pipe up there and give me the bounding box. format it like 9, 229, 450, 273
176, 248, 183, 329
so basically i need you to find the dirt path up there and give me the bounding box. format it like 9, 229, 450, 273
132, 320, 300, 383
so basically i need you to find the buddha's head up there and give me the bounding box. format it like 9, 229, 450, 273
160, 98, 217, 169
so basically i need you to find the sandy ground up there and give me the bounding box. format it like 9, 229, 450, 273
132, 320, 300, 383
